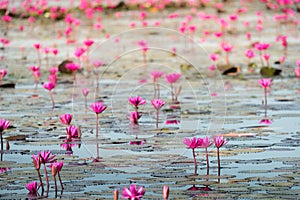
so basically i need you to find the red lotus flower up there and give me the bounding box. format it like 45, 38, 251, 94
26, 181, 38, 195
165, 73, 181, 84
0, 69, 7, 79
258, 78, 272, 88
128, 96, 146, 108
150, 70, 164, 82
39, 150, 56, 164
66, 63, 80, 72
151, 99, 165, 111
90, 101, 107, 114
130, 111, 141, 125
66, 125, 79, 138
50, 161, 64, 176
122, 184, 145, 200
60, 114, 72, 125
183, 137, 203, 149
213, 136, 227, 148
43, 82, 55, 91
0, 118, 10, 132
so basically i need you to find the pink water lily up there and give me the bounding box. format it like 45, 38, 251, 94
60, 114, 72, 125
82, 88, 89, 111
39, 151, 56, 164
0, 118, 10, 152
258, 78, 272, 88
150, 70, 164, 82
151, 99, 165, 129
50, 161, 64, 176
165, 73, 181, 102
66, 125, 79, 138
128, 96, 146, 111
0, 69, 7, 80
43, 82, 55, 91
165, 73, 181, 84
50, 161, 64, 190
90, 101, 107, 137
43, 82, 55, 109
26, 181, 38, 195
213, 135, 228, 181
0, 118, 10, 133
213, 135, 227, 149
200, 136, 212, 175
121, 184, 145, 200
151, 99, 165, 111
184, 137, 203, 174
90, 101, 107, 114
130, 111, 141, 125
183, 137, 202, 149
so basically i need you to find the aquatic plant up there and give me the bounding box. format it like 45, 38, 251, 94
220, 42, 233, 66
137, 40, 148, 63
151, 99, 165, 129
43, 82, 56, 109
60, 114, 72, 126
150, 70, 164, 99
121, 184, 145, 200
0, 69, 7, 83
33, 43, 42, 67
65, 62, 80, 81
38, 151, 57, 188
199, 136, 212, 175
82, 88, 89, 111
32, 154, 44, 192
129, 111, 141, 126
26, 181, 38, 195
128, 96, 146, 113
258, 78, 272, 115
50, 161, 64, 190
213, 135, 228, 182
29, 66, 40, 89
66, 125, 80, 139
0, 118, 10, 152
90, 101, 107, 137
183, 137, 203, 174
165, 73, 181, 102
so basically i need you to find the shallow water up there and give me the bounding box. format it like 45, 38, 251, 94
1, 0, 300, 199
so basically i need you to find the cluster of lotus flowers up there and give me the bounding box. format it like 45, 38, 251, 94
26, 151, 63, 198
184, 135, 228, 176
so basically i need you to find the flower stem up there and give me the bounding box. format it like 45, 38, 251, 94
37, 170, 44, 192
170, 83, 174, 102
43, 164, 49, 187
96, 114, 99, 137
49, 91, 55, 110
53, 175, 57, 192
156, 110, 159, 129
217, 148, 220, 183
205, 147, 209, 175
58, 172, 64, 189
225, 52, 229, 65
264, 87, 267, 116
0, 132, 3, 151
192, 148, 197, 175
